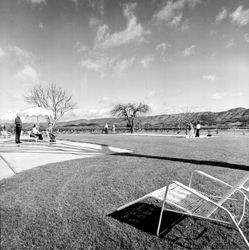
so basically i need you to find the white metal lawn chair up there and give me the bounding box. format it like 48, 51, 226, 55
0, 131, 11, 138
116, 170, 249, 248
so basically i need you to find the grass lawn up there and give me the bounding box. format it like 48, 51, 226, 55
1, 134, 249, 249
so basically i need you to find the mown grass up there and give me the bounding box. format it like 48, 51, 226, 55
1, 134, 249, 249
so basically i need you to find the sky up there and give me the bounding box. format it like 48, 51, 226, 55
0, 0, 249, 121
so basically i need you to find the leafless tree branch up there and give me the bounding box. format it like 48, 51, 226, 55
24, 83, 76, 124
111, 102, 150, 133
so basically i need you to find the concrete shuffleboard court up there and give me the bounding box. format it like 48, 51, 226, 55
0, 139, 132, 180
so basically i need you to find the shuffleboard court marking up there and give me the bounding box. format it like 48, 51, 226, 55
0, 139, 132, 180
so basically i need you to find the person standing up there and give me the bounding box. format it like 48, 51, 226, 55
196, 121, 201, 137
112, 123, 116, 133
15, 113, 22, 143
189, 122, 195, 138
187, 122, 193, 138
46, 122, 56, 142
104, 123, 108, 134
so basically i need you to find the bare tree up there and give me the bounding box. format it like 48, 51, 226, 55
24, 83, 76, 124
111, 102, 151, 133
174, 107, 195, 131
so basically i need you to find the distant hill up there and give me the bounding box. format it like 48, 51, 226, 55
55, 107, 249, 129
4, 107, 247, 131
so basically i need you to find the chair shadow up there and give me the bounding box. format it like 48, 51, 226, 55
112, 152, 249, 171
108, 202, 186, 237
109, 202, 237, 249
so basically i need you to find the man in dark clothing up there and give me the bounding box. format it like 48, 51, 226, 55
196, 121, 201, 137
15, 114, 22, 143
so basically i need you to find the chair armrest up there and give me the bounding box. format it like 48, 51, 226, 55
189, 170, 249, 202
189, 170, 232, 189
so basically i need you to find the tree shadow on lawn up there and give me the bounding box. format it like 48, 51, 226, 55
112, 152, 249, 171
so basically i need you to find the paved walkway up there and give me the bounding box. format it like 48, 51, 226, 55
0, 137, 132, 181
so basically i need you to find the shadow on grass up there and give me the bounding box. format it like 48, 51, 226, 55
108, 203, 237, 249
109, 203, 186, 237
112, 152, 249, 171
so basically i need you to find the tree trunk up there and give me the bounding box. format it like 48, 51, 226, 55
130, 119, 134, 133
130, 125, 134, 134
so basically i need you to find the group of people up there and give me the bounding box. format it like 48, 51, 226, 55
186, 121, 201, 138
14, 113, 56, 144
104, 123, 116, 134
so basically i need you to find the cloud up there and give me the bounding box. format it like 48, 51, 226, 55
75, 42, 88, 52
80, 53, 117, 78
230, 5, 249, 26
153, 0, 201, 27
225, 39, 234, 49
85, 108, 111, 119
140, 56, 154, 68
211, 92, 227, 100
244, 33, 249, 43
98, 97, 118, 109
39, 22, 44, 29
182, 45, 196, 56
202, 75, 217, 81
211, 92, 243, 100
145, 90, 158, 99
216, 7, 228, 22
180, 19, 190, 31
148, 104, 205, 116
62, 96, 117, 120
0, 48, 6, 57
187, 0, 201, 8
154, 0, 184, 24
114, 57, 135, 75
156, 42, 171, 60
80, 51, 134, 77
231, 92, 243, 97
80, 74, 88, 91
99, 96, 112, 104
8, 46, 34, 64
62, 102, 115, 121
60, 107, 111, 120
86, 0, 105, 16
59, 108, 84, 121
156, 42, 170, 57
169, 12, 183, 27
94, 3, 150, 49
24, 0, 46, 5
156, 42, 169, 51
71, 0, 79, 6
80, 58, 105, 72
215, 6, 249, 27
15, 65, 39, 84
89, 16, 102, 28
95, 24, 109, 42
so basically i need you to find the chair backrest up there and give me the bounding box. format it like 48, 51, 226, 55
205, 173, 249, 218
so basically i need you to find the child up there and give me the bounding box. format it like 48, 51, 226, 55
46, 122, 56, 142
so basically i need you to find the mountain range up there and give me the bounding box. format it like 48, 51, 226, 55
55, 107, 249, 130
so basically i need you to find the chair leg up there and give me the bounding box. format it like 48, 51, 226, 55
230, 215, 249, 248
156, 200, 166, 236
157, 185, 169, 236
